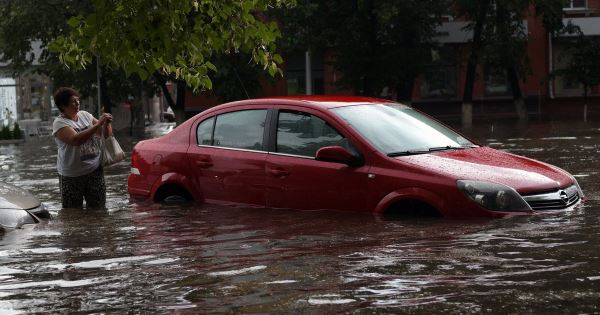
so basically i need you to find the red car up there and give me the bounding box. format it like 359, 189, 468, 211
128, 96, 583, 218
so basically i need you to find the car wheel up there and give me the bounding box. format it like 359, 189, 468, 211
155, 184, 192, 203
163, 194, 189, 203
383, 199, 441, 219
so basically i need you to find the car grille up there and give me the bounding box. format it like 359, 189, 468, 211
522, 185, 580, 211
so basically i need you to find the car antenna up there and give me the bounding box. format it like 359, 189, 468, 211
234, 68, 250, 99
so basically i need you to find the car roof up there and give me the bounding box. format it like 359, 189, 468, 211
222, 95, 396, 109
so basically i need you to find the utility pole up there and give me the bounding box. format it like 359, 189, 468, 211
305, 50, 312, 95
96, 55, 102, 117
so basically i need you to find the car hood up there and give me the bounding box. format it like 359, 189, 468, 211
398, 146, 572, 194
0, 182, 40, 210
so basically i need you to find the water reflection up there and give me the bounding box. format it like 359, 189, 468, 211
0, 121, 599, 313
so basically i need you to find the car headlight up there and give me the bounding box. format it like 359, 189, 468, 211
0, 208, 40, 229
570, 175, 585, 200
457, 180, 532, 212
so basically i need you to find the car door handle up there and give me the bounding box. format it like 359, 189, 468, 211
194, 160, 213, 168
270, 168, 290, 178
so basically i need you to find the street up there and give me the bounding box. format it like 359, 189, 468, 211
0, 119, 599, 313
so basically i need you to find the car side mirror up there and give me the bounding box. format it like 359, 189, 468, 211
315, 146, 363, 166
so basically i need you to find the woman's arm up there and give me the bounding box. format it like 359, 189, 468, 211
93, 113, 113, 138
55, 114, 112, 146
103, 117, 113, 138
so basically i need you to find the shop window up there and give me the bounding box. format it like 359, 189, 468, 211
564, 0, 587, 9
420, 47, 457, 99
484, 67, 511, 96
0, 78, 17, 127
553, 43, 585, 96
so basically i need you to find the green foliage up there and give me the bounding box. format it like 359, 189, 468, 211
0, 0, 154, 110
0, 124, 11, 140
50, 0, 293, 101
12, 123, 22, 139
0, 123, 23, 140
457, 0, 565, 81
553, 24, 600, 98
271, 0, 449, 99
210, 54, 264, 103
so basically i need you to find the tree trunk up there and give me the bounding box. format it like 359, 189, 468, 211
494, 3, 527, 122
100, 76, 113, 114
174, 80, 187, 126
397, 76, 415, 104
584, 85, 588, 123
361, 0, 377, 97
507, 66, 528, 122
462, 0, 489, 130
153, 72, 184, 125
153, 72, 176, 109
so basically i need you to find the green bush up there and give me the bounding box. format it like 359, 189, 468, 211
0, 123, 24, 140
0, 124, 11, 140
12, 123, 22, 139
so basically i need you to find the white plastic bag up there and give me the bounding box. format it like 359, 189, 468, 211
102, 136, 125, 166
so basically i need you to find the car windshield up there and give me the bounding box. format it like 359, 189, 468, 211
332, 104, 477, 156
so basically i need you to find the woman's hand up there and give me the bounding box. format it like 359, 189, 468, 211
99, 113, 113, 125
100, 113, 114, 138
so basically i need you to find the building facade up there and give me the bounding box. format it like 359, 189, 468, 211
0, 41, 54, 134
184, 1, 600, 120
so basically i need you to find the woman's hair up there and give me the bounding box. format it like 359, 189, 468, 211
53, 87, 79, 112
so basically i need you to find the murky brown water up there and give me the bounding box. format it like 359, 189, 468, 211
1, 120, 599, 314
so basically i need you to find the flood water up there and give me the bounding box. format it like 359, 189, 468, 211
1, 120, 599, 314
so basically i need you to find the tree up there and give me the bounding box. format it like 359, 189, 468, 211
210, 54, 264, 103
456, 0, 490, 129
50, 0, 292, 125
552, 23, 600, 122
272, 0, 448, 101
456, 0, 564, 126
0, 0, 146, 114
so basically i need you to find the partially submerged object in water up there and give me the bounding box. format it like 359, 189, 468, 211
0, 182, 50, 229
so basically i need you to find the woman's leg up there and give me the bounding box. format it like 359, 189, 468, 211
84, 166, 106, 208
59, 174, 85, 208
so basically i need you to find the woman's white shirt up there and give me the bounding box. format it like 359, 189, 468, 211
52, 111, 101, 177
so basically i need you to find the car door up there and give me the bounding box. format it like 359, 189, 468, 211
187, 109, 269, 206
265, 108, 370, 212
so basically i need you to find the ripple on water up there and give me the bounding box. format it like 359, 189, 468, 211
207, 265, 267, 277
45, 255, 156, 270
2, 121, 600, 313
0, 278, 107, 290
307, 295, 356, 305
0, 267, 26, 275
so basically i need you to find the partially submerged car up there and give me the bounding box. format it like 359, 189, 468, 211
128, 96, 584, 218
0, 182, 50, 228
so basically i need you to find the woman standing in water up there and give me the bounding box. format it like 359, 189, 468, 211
52, 87, 113, 208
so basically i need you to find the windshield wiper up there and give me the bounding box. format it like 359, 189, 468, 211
387, 150, 430, 157
428, 145, 468, 152
388, 145, 477, 157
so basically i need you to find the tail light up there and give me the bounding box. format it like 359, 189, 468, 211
130, 149, 141, 175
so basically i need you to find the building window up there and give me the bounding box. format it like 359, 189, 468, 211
420, 47, 457, 99
553, 43, 585, 97
285, 53, 324, 95
484, 67, 511, 96
564, 0, 587, 10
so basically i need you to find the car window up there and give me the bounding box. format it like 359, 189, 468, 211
276, 110, 348, 157
196, 117, 215, 145
333, 104, 476, 155
213, 110, 267, 150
